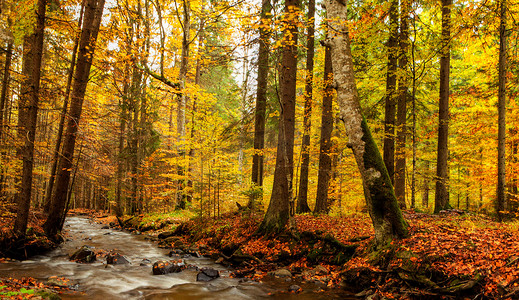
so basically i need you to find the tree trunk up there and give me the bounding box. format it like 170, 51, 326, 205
13, 0, 46, 237
434, 0, 452, 213
324, 0, 408, 245
0, 41, 13, 140
395, 0, 410, 210
383, 0, 398, 184
249, 0, 271, 209
43, 1, 85, 213
296, 0, 315, 214
258, 0, 300, 233
422, 160, 429, 208
496, 0, 507, 221
44, 0, 105, 238
315, 44, 333, 214
176, 0, 191, 209
0, 41, 13, 196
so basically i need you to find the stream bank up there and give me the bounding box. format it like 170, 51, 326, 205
1, 216, 350, 299
115, 210, 519, 299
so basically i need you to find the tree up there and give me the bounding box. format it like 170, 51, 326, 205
496, 0, 507, 221
249, 0, 271, 209
13, 0, 46, 237
42, 1, 85, 213
44, 0, 106, 238
434, 0, 452, 213
315, 44, 333, 214
176, 0, 191, 209
394, 0, 411, 209
324, 0, 408, 245
383, 0, 398, 185
296, 0, 315, 214
258, 0, 300, 233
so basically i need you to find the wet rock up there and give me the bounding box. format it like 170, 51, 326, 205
313, 265, 329, 275
46, 276, 69, 287
185, 264, 199, 271
140, 258, 152, 266
185, 248, 201, 258
197, 267, 220, 282
158, 230, 176, 239
269, 268, 292, 278
101, 225, 110, 229
288, 285, 302, 292
169, 253, 182, 260
152, 260, 185, 275
106, 252, 130, 265
70, 245, 96, 263
103, 232, 112, 235
169, 249, 184, 256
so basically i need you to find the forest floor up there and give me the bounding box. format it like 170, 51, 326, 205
108, 209, 519, 299
1, 206, 519, 299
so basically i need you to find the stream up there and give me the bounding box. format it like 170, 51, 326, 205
0, 217, 351, 299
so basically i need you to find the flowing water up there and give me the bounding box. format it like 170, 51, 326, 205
0, 217, 351, 299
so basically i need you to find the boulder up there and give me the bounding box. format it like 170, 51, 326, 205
101, 225, 110, 229
313, 265, 329, 275
106, 252, 130, 265
70, 245, 96, 263
197, 267, 220, 282
152, 260, 185, 275
288, 285, 302, 292
269, 268, 292, 278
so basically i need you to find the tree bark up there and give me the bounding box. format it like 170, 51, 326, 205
434, 0, 452, 213
324, 0, 408, 245
315, 44, 333, 214
176, 0, 191, 209
395, 0, 410, 209
422, 160, 429, 208
0, 41, 13, 196
43, 1, 85, 213
383, 0, 398, 184
44, 0, 105, 238
296, 0, 315, 214
0, 41, 13, 140
496, 0, 507, 221
250, 0, 271, 209
13, 0, 47, 237
258, 0, 300, 233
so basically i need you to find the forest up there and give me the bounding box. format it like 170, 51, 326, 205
0, 0, 519, 298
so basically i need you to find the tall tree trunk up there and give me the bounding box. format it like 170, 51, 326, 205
44, 0, 105, 238
315, 44, 333, 214
176, 0, 191, 209
0, 41, 13, 196
296, 0, 315, 214
0, 41, 13, 140
496, 0, 507, 221
43, 1, 85, 213
383, 0, 398, 184
395, 0, 410, 209
434, 0, 452, 213
258, 0, 300, 233
13, 0, 46, 237
249, 0, 271, 209
422, 160, 429, 208
324, 0, 408, 245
